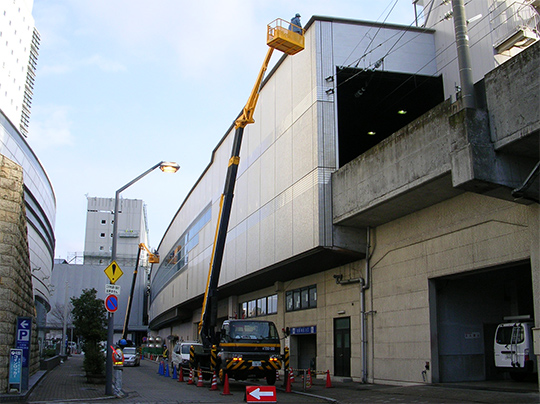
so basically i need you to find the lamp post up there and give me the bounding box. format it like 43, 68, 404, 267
105, 161, 179, 396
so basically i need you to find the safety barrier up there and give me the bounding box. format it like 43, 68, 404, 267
154, 360, 335, 393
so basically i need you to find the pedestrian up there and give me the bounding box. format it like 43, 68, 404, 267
289, 13, 302, 34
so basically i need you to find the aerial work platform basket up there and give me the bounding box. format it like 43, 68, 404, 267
267, 18, 305, 55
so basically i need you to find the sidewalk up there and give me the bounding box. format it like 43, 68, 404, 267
3, 354, 540, 403
8, 354, 111, 403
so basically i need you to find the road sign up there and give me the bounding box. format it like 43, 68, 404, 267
105, 294, 119, 313
15, 317, 31, 367
105, 284, 121, 295
104, 261, 124, 284
245, 386, 276, 403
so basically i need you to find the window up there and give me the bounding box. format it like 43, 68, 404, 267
100, 233, 105, 238
101, 219, 106, 225
239, 294, 278, 318
286, 285, 317, 312
99, 246, 104, 251
257, 298, 266, 316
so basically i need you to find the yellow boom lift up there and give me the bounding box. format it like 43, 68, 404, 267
194, 19, 304, 385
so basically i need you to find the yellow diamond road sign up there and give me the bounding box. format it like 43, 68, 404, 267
104, 261, 123, 284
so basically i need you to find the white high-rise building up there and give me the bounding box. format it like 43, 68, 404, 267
84, 196, 150, 267
0, 0, 40, 137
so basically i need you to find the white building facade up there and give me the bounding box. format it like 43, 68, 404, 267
149, 3, 538, 386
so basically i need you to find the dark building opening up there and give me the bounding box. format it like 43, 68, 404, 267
336, 67, 445, 167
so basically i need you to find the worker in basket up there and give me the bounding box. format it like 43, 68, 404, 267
289, 13, 302, 34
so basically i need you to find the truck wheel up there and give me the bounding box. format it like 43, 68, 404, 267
266, 370, 276, 385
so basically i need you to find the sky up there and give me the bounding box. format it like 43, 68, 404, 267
29, 0, 417, 260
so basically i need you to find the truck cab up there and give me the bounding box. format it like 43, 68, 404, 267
217, 319, 281, 385
494, 320, 537, 381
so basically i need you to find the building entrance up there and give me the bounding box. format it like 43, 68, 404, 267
334, 317, 351, 377
430, 261, 534, 383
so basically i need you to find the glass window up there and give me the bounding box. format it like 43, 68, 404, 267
268, 295, 277, 314
257, 298, 266, 316
241, 302, 247, 319
248, 300, 256, 318
301, 288, 309, 309
286, 285, 316, 311
309, 287, 317, 308
100, 233, 105, 238
286, 291, 293, 312
294, 291, 301, 310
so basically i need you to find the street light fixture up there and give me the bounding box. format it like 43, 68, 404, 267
105, 160, 179, 396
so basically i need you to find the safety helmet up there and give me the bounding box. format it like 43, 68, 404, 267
295, 13, 301, 17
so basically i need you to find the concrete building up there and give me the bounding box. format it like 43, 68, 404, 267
148, 2, 539, 386
47, 197, 151, 346
84, 196, 150, 267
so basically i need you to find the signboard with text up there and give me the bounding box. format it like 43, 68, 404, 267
15, 317, 32, 367
9, 349, 22, 392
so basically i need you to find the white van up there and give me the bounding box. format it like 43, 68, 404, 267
494, 319, 537, 381
171, 341, 203, 371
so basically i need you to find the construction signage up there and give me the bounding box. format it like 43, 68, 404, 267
245, 386, 276, 403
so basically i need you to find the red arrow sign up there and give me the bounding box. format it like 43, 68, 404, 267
246, 386, 276, 403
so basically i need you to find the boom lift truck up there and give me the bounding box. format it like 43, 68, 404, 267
122, 243, 159, 341
193, 19, 304, 385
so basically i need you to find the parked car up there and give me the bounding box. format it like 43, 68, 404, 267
494, 319, 537, 381
171, 341, 203, 372
122, 347, 140, 367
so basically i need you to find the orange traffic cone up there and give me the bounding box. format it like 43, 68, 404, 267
221, 373, 232, 395
276, 369, 280, 381
285, 368, 292, 393
178, 366, 184, 382
325, 370, 333, 388
306, 369, 312, 389
196, 368, 204, 387
187, 367, 194, 385
290, 368, 295, 383
209, 371, 219, 391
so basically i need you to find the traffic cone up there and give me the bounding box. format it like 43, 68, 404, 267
306, 369, 312, 389
187, 367, 194, 385
178, 366, 184, 382
158, 360, 163, 375
325, 370, 333, 388
276, 369, 280, 381
196, 368, 204, 387
165, 362, 170, 377
172, 364, 177, 379
209, 371, 219, 391
221, 373, 232, 395
290, 368, 295, 383
285, 368, 292, 393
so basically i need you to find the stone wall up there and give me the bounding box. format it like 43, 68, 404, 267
0, 154, 38, 392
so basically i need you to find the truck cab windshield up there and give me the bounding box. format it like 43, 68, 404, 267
226, 321, 279, 342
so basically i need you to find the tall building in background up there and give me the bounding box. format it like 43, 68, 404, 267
0, 0, 56, 391
0, 0, 40, 137
84, 196, 149, 267
46, 197, 152, 347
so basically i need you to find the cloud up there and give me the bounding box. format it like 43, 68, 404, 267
27, 105, 74, 150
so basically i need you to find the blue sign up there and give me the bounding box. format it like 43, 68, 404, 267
9, 349, 22, 388
16, 317, 32, 367
10, 350, 22, 382
290, 326, 316, 335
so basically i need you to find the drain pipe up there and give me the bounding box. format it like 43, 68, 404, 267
361, 227, 371, 383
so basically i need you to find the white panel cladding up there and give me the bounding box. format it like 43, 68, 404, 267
331, 22, 437, 75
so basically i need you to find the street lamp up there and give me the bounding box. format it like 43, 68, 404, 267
105, 160, 179, 396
